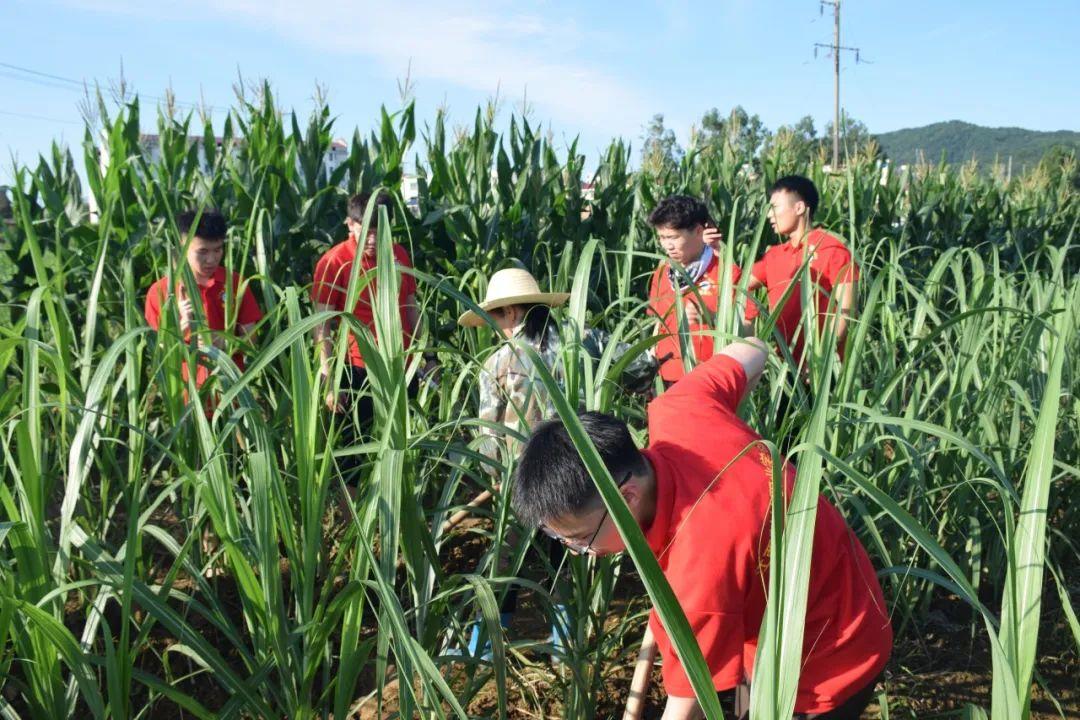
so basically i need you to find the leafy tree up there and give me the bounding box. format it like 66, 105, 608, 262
764, 115, 821, 163
694, 106, 770, 159
823, 111, 881, 160
641, 113, 683, 175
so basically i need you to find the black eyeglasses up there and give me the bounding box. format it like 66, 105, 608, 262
539, 471, 633, 555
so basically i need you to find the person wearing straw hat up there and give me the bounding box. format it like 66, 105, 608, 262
458, 267, 572, 464
459, 267, 656, 466
455, 267, 572, 661
453, 266, 655, 660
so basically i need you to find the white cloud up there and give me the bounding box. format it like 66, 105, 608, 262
63, 0, 651, 137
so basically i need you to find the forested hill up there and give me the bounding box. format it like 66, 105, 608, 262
876, 120, 1080, 168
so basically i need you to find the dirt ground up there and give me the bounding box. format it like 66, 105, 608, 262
356, 523, 1080, 719
39, 510, 1078, 720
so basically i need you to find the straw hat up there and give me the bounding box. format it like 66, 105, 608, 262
457, 268, 570, 327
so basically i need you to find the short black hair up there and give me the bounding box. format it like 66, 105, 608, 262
511, 412, 646, 527
347, 191, 393, 223
176, 209, 227, 241
646, 195, 711, 231
769, 175, 819, 219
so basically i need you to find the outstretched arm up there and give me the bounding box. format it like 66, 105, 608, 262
718, 336, 768, 396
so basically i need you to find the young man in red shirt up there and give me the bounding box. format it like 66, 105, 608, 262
144, 209, 263, 392
646, 195, 749, 386
746, 176, 858, 364
511, 339, 892, 719
312, 191, 420, 422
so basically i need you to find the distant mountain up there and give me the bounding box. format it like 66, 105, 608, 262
875, 120, 1080, 170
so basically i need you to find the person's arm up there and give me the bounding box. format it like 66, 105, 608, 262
475, 356, 509, 474
403, 292, 420, 342
238, 322, 258, 343
235, 280, 262, 345
718, 336, 767, 396
176, 283, 194, 335
313, 301, 347, 413
832, 280, 856, 348
144, 285, 162, 331
823, 248, 859, 351
746, 252, 768, 293
661, 696, 704, 720
313, 302, 337, 371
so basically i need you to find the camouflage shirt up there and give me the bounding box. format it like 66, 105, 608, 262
476, 325, 564, 471
475, 323, 657, 471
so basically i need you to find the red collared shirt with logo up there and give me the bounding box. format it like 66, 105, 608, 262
643, 353, 891, 714
311, 236, 418, 368
648, 253, 746, 384
750, 228, 858, 361
144, 266, 263, 387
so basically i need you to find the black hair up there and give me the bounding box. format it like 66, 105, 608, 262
646, 195, 711, 230
511, 412, 646, 527
176, 209, 227, 241
519, 303, 553, 350
768, 175, 820, 219
347, 191, 393, 224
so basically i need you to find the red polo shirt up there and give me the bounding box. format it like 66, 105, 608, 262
643, 353, 891, 713
751, 228, 858, 361
144, 266, 263, 387
648, 253, 747, 384
311, 237, 418, 368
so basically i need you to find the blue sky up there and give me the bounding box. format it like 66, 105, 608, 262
2, 0, 1077, 184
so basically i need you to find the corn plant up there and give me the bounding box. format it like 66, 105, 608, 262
0, 89, 1076, 719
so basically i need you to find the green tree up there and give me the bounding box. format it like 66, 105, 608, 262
694, 105, 770, 159
823, 111, 881, 161
764, 115, 821, 163
641, 113, 683, 175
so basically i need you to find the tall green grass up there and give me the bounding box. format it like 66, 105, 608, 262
0, 88, 1076, 718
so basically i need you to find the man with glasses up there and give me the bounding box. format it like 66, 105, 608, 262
512, 338, 892, 719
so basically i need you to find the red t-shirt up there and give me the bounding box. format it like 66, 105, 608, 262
144, 266, 263, 387
310, 238, 418, 368
751, 229, 858, 361
643, 354, 891, 713
648, 253, 747, 383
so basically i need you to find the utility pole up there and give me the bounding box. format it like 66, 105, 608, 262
815, 1, 861, 168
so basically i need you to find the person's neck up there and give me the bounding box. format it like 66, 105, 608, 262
787, 221, 813, 248
637, 456, 659, 531
192, 270, 214, 286
680, 244, 707, 268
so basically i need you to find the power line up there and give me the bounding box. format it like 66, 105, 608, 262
0, 60, 224, 113
0, 70, 86, 94
0, 61, 85, 87
0, 109, 80, 125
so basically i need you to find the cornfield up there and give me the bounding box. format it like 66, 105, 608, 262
0, 87, 1077, 719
